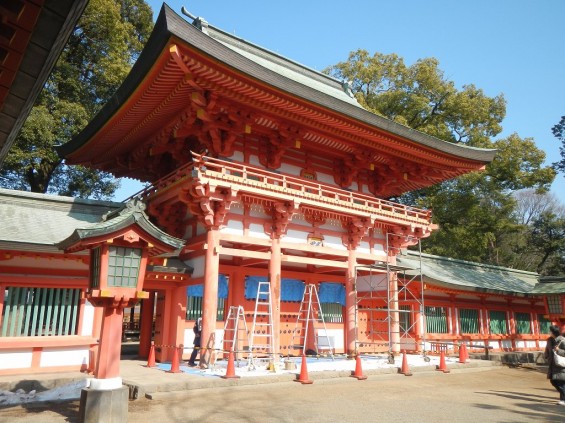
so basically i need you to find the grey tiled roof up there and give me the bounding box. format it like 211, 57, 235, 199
57, 199, 185, 251
0, 188, 120, 246
206, 26, 361, 108
397, 250, 540, 295
58, 5, 497, 164
531, 277, 565, 294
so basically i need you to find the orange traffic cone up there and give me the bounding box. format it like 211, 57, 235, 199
436, 350, 450, 373
295, 354, 313, 384
399, 350, 412, 376
221, 350, 240, 379
168, 344, 181, 373
146, 341, 156, 368
352, 355, 368, 380
458, 343, 467, 364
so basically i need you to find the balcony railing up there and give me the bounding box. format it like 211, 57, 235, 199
129, 153, 432, 226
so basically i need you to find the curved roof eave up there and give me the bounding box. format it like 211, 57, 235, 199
58, 4, 496, 164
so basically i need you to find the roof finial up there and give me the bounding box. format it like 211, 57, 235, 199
181, 6, 208, 34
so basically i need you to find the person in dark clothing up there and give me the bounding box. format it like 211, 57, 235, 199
544, 324, 565, 405
188, 317, 202, 367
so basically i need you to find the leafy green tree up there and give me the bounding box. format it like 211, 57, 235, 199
0, 0, 153, 199
326, 50, 557, 268
326, 50, 505, 148
553, 115, 565, 174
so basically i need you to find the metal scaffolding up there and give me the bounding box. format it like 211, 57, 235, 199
354, 233, 428, 363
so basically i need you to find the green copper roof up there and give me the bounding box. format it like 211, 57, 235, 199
0, 188, 121, 247
57, 199, 185, 252
397, 250, 540, 295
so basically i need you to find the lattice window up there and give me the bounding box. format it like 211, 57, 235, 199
547, 296, 563, 314
515, 312, 532, 334
538, 314, 552, 334
1, 287, 81, 337
425, 306, 448, 333
399, 305, 411, 333
489, 310, 508, 335
459, 308, 480, 334
90, 246, 101, 289
319, 303, 343, 323
107, 246, 142, 288
186, 296, 225, 321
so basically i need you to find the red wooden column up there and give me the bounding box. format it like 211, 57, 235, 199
415, 304, 423, 352
201, 228, 219, 367
96, 307, 124, 379
269, 236, 281, 356
164, 285, 189, 357
138, 291, 155, 358
389, 271, 400, 354
345, 248, 357, 356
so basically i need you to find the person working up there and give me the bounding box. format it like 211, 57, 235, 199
187, 317, 202, 367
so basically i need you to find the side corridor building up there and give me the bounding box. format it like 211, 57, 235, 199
1, 4, 564, 375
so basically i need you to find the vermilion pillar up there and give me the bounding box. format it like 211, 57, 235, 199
345, 248, 357, 356
96, 307, 124, 379
269, 236, 281, 356
390, 272, 400, 354
201, 228, 219, 367
138, 292, 155, 358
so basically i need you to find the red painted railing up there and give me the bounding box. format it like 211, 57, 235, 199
127, 154, 432, 226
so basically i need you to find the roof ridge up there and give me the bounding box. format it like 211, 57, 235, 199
0, 188, 121, 209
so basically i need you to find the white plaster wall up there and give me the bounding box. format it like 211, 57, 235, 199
501, 340, 513, 350
220, 220, 244, 236
540, 340, 547, 349
40, 347, 89, 367
488, 340, 499, 350
317, 329, 343, 350
249, 154, 261, 167
282, 229, 308, 245
186, 256, 205, 279
323, 235, 346, 251
317, 172, 334, 185
80, 300, 95, 336
372, 243, 386, 256
231, 151, 244, 162
361, 184, 371, 195
279, 163, 301, 177
0, 350, 33, 369
358, 241, 370, 254
249, 223, 269, 239
356, 274, 388, 292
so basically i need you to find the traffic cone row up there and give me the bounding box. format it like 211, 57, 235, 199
295, 354, 313, 384
436, 350, 450, 373
221, 350, 240, 379
351, 355, 367, 380
399, 350, 412, 376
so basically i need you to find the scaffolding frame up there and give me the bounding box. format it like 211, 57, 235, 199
354, 233, 428, 363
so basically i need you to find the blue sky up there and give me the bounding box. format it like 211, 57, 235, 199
115, 0, 565, 202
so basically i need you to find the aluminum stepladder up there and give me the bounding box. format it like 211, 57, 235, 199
222, 305, 248, 366
247, 281, 274, 370
288, 284, 334, 360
